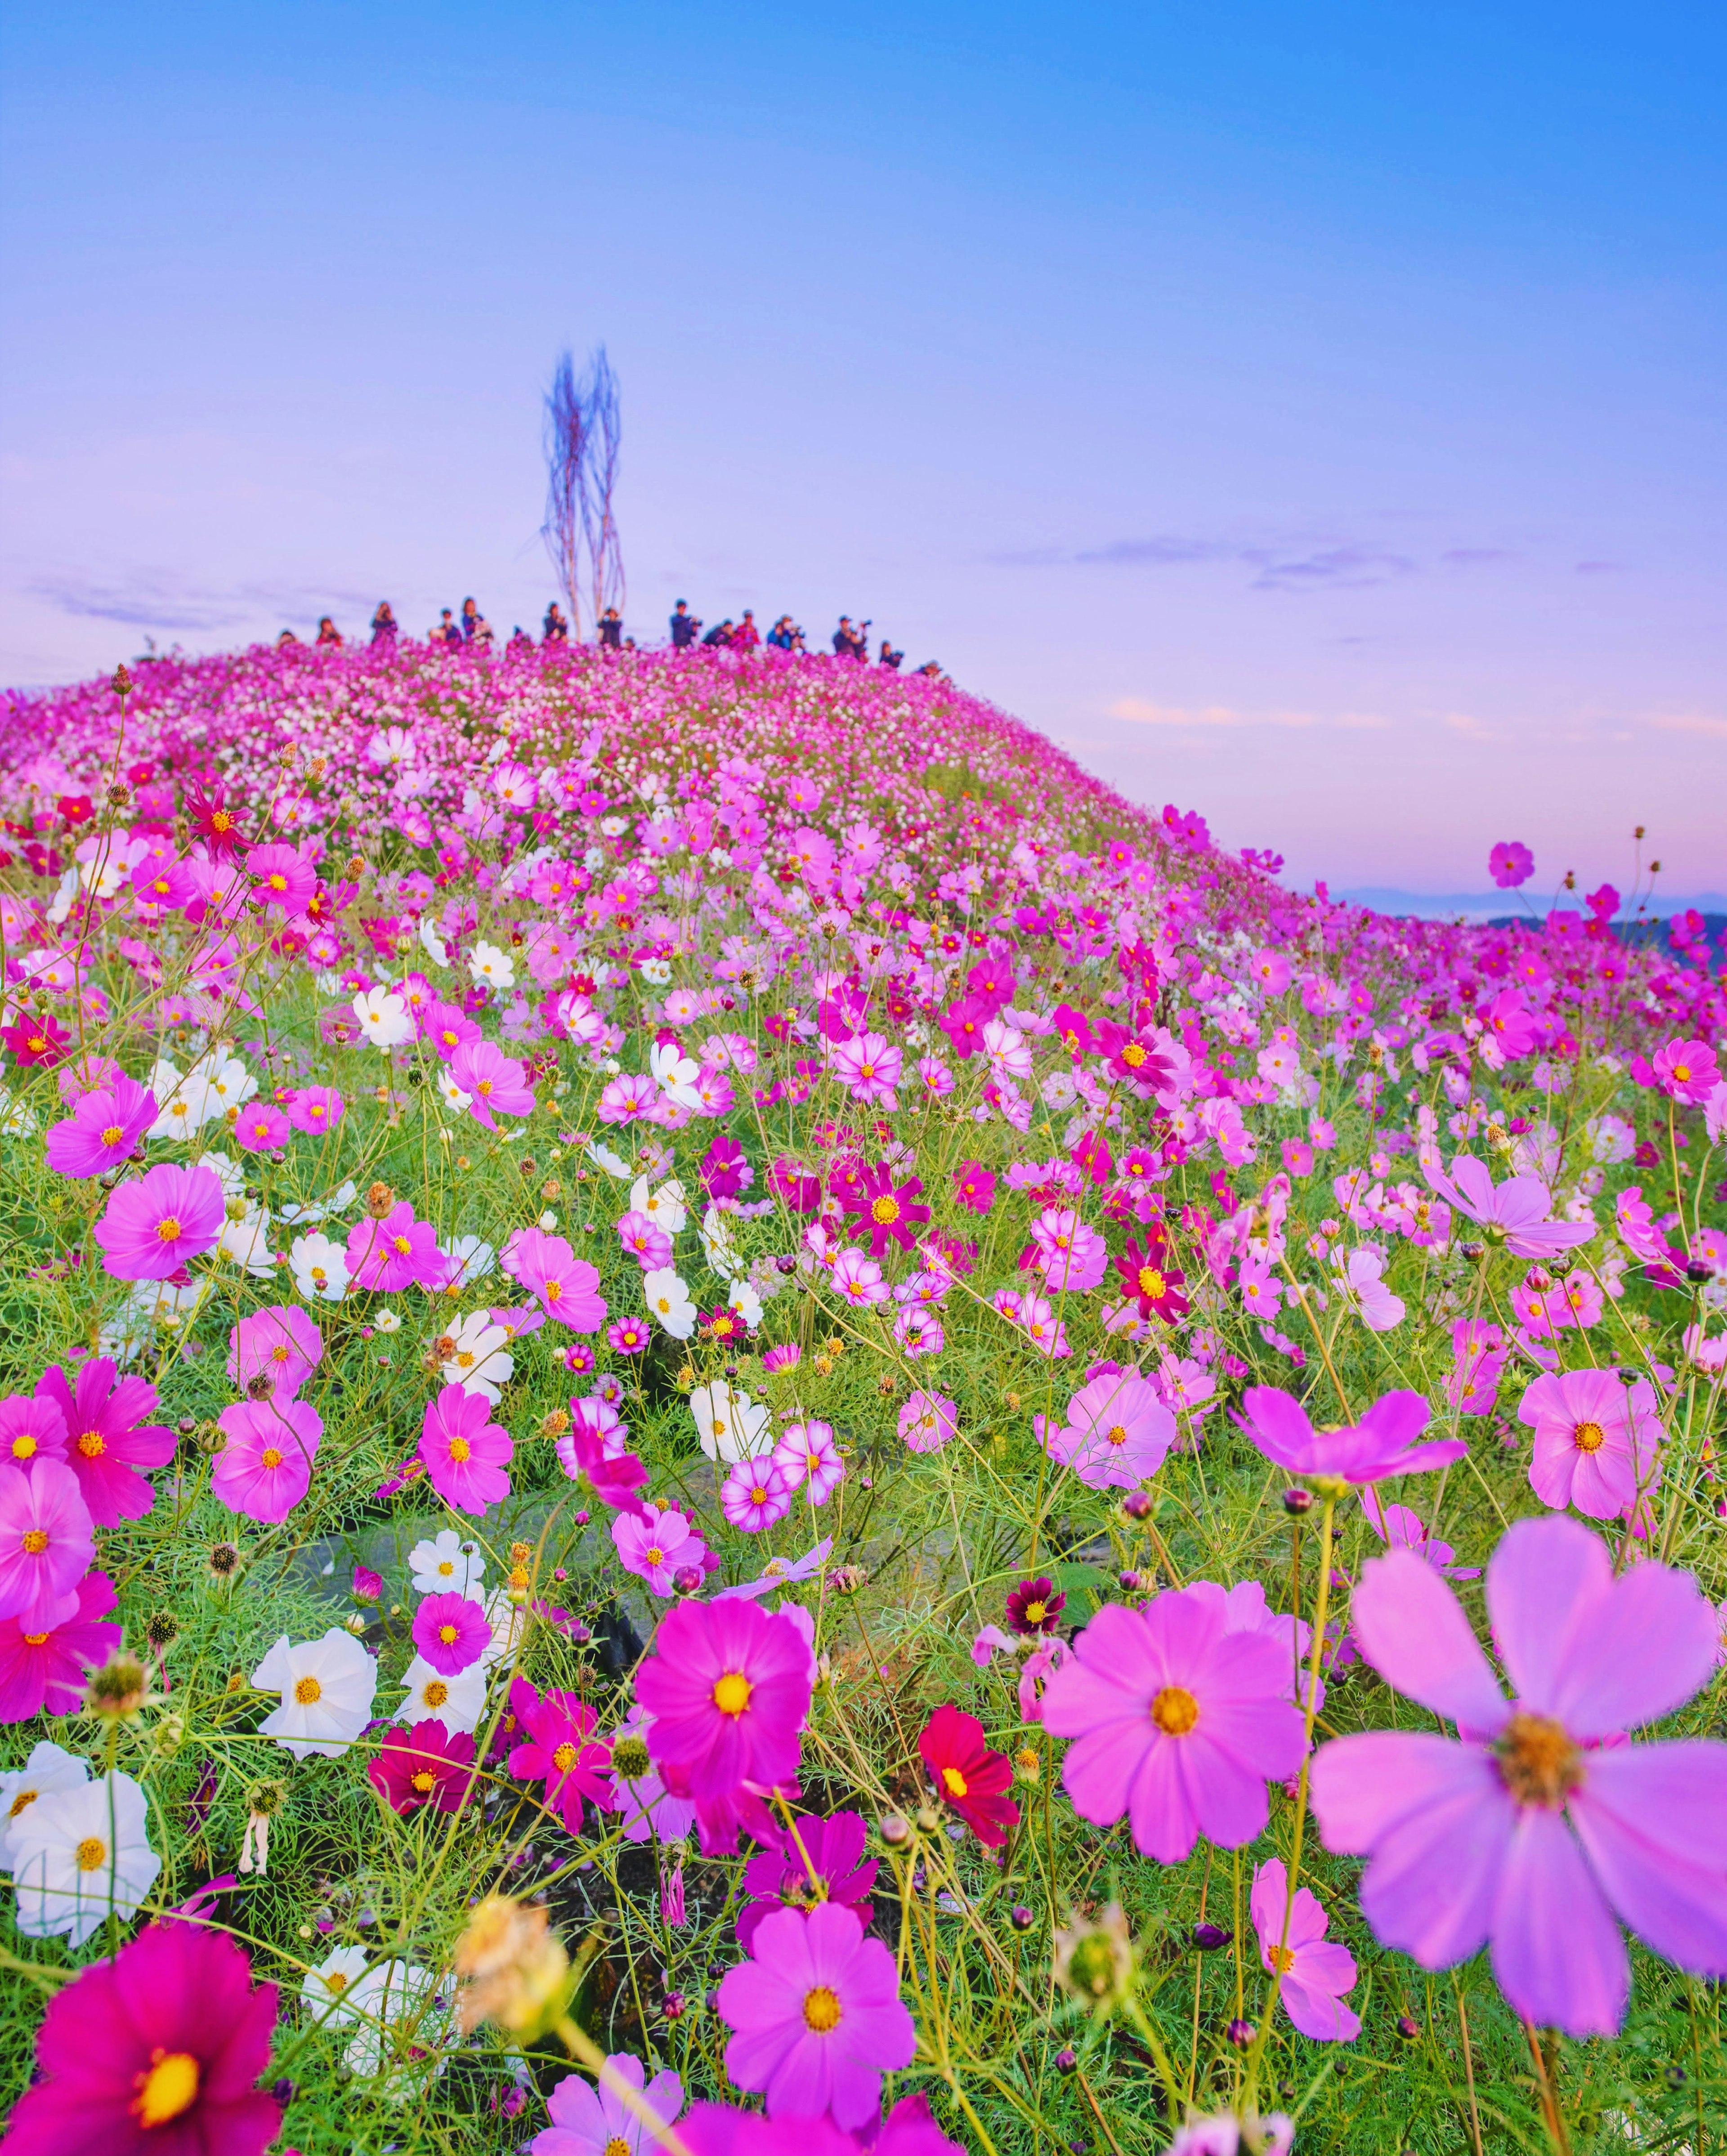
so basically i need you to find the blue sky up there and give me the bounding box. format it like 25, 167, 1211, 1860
1, 1, 1722, 892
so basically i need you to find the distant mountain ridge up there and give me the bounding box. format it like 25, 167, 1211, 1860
1336, 887, 1726, 924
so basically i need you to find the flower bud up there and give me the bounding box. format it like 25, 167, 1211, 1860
1120, 1489, 1154, 1521
1282, 1487, 1313, 1516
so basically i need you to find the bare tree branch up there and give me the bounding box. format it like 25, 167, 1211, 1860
541, 352, 588, 638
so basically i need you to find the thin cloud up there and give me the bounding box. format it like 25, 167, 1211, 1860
1646, 712, 1727, 739
1109, 698, 1389, 732
991, 532, 1419, 593
31, 571, 376, 632
1575, 560, 1623, 576
1445, 712, 1505, 742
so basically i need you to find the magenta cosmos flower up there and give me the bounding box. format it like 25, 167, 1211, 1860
412, 1591, 492, 1674
346, 1201, 447, 1292
1249, 1857, 1360, 2042
449, 1037, 536, 1129
1037, 1371, 1174, 1489
1420, 1153, 1593, 1262
637, 1598, 812, 1801
1489, 839, 1535, 888
722, 1455, 794, 1533
717, 1903, 916, 2129
613, 1504, 708, 1595
508, 1678, 614, 1830
211, 1398, 322, 1523
1309, 1514, 1727, 2035
1041, 1588, 1306, 1861
368, 1718, 477, 1815
0, 1461, 95, 1631
898, 1389, 957, 1454
0, 1568, 120, 1721
4, 1917, 281, 2156
737, 1810, 878, 1951
1651, 1036, 1720, 1106
419, 1385, 514, 1514
1517, 1368, 1662, 1519
533, 2052, 684, 2156
0, 1393, 66, 1470
1238, 1385, 1465, 1486
227, 1303, 323, 1400
93, 1161, 225, 1281
35, 1357, 175, 1526
503, 1226, 608, 1330
43, 1072, 156, 1178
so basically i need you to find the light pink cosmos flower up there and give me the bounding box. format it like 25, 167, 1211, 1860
1311, 1514, 1727, 2035
771, 1420, 845, 1504
1517, 1368, 1662, 1520
1250, 1858, 1360, 2042
829, 1250, 889, 1308
829, 1032, 903, 1109
721, 1456, 794, 1534
1041, 1588, 1306, 1861
1342, 1248, 1404, 1331
598, 1073, 658, 1125
1421, 1153, 1593, 1261
899, 1390, 958, 1453
1651, 1036, 1720, 1106
346, 1202, 446, 1293
448, 1038, 535, 1131
0, 1461, 95, 1630
716, 1903, 916, 2129
617, 1210, 675, 1271
532, 2051, 684, 2156
1036, 1372, 1174, 1490
892, 1307, 944, 1359
1010, 1292, 1070, 1360
1238, 1386, 1466, 1486
1360, 1490, 1478, 1580
418, 1386, 513, 1514
226, 1304, 323, 1401
92, 1161, 226, 1281
503, 1227, 608, 1330
211, 1398, 322, 1522
43, 1074, 156, 1179
613, 1505, 708, 1597
1030, 1208, 1110, 1294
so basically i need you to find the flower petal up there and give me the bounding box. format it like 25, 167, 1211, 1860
1349, 1549, 1507, 1729
1489, 1806, 1628, 2035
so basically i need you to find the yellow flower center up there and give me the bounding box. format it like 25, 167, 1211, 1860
437, 1624, 458, 1645
803, 1984, 843, 2033
157, 1216, 183, 1244
1573, 1420, 1605, 1454
447, 1437, 471, 1463
76, 1835, 107, 1871
23, 1631, 49, 1646
1151, 1685, 1199, 1736
941, 1763, 970, 1799
10, 1434, 36, 1459
1137, 1266, 1166, 1299
1267, 1944, 1295, 1974
546, 1279, 564, 1301
411, 1769, 436, 1794
1497, 1711, 1584, 1807
21, 1529, 49, 1554
101, 1124, 124, 1146
294, 1675, 323, 1705
1122, 1042, 1147, 1067
871, 1194, 900, 1224
77, 1431, 105, 1457
132, 2047, 200, 2128
712, 1670, 753, 1717
392, 1235, 412, 1254
262, 1448, 283, 1469
552, 1741, 579, 1772
424, 1679, 450, 1708
1023, 1600, 1047, 1626
606, 2140, 631, 2156
1106, 1424, 1127, 1446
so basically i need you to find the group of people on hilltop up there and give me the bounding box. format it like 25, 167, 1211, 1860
282, 596, 942, 677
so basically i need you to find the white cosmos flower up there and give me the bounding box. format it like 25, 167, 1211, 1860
648, 1040, 703, 1109
279, 1178, 358, 1227
302, 1943, 371, 2024
353, 986, 413, 1049
690, 1379, 770, 1464
253, 1629, 379, 1759
408, 1530, 485, 1598
290, 1230, 351, 1301
629, 1175, 688, 1233
436, 1069, 471, 1113
728, 1281, 765, 1330
698, 1204, 745, 1282
0, 1741, 89, 1867
469, 940, 515, 991
367, 725, 416, 768
9, 1769, 161, 1945
375, 1308, 403, 1334
437, 1311, 514, 1401
443, 1234, 495, 1286
642, 1267, 696, 1340
419, 916, 451, 968
586, 1140, 631, 1178
341, 1959, 451, 2090
397, 1655, 487, 1733
219, 1204, 277, 1277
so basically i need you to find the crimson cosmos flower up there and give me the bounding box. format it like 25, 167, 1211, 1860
187, 782, 250, 855
367, 1719, 476, 1815
842, 1160, 930, 1258
1114, 1229, 1190, 1323
917, 1702, 1020, 1847
1006, 1576, 1066, 1636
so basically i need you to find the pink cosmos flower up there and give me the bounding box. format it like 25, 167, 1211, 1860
1238, 1386, 1466, 1485
0, 1394, 66, 1471
1651, 1036, 1719, 1106
0, 1461, 96, 1631
42, 1073, 156, 1178
716, 1903, 916, 2129
211, 1398, 322, 1523
1012, 1292, 1070, 1360
736, 1810, 878, 1952
722, 1456, 794, 1534
953, 1160, 996, 1214
422, 997, 481, 1058
227, 1303, 323, 1400
613, 1504, 709, 1596
1489, 839, 1535, 888
608, 1703, 700, 1844
509, 1677, 614, 1830
829, 1250, 889, 1308
0, 1568, 120, 1721
449, 1037, 535, 1129
503, 1227, 609, 1330
346, 1201, 447, 1292
1036, 1372, 1174, 1489
1310, 1514, 1727, 2035
3, 1918, 281, 2156
899, 1390, 958, 1453
1250, 1858, 1360, 2042
1040, 1588, 1307, 1861
893, 1308, 944, 1358
637, 1597, 812, 1802
35, 1358, 174, 1526
533, 2052, 684, 2156
617, 1210, 675, 1270
772, 1420, 845, 1504
246, 839, 317, 915
1187, 1578, 1322, 1712
284, 1084, 345, 1135
419, 1385, 514, 1514
233, 1102, 291, 1154
829, 1031, 903, 1109
1360, 1491, 1478, 1580
1420, 1153, 1593, 1261
1517, 1368, 1662, 1519
1030, 1208, 1110, 1293
412, 1591, 492, 1674
93, 1161, 226, 1281
598, 1072, 659, 1124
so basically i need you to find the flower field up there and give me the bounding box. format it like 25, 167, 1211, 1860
0, 634, 1722, 2156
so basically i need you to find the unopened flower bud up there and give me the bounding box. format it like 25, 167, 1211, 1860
1120, 1489, 1154, 1521
85, 1650, 149, 1722
1226, 2017, 1256, 2048
1282, 1487, 1313, 1516
879, 1813, 911, 1847
673, 1565, 704, 1596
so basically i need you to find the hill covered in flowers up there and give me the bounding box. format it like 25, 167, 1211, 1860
0, 637, 1722, 2156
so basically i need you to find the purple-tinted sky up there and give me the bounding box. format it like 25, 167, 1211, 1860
1, 2, 1722, 893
